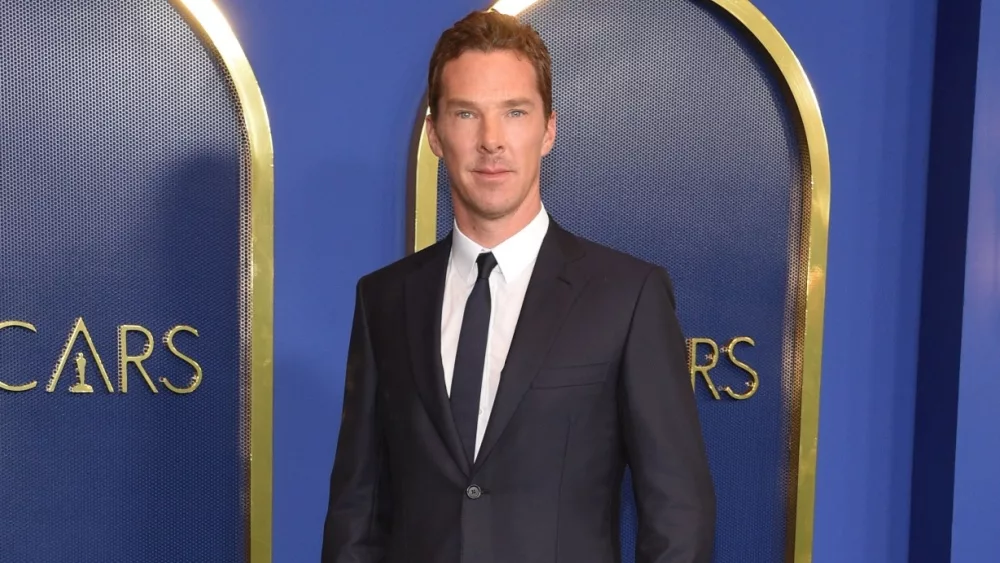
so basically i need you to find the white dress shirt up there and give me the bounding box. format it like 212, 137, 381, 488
440, 204, 550, 461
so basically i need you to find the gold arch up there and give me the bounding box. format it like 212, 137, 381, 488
173, 1, 274, 562
409, 1, 830, 561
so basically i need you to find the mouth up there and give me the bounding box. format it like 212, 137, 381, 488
472, 168, 513, 179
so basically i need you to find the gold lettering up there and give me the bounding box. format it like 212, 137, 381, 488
721, 336, 759, 400
687, 337, 721, 400
118, 325, 158, 393
47, 317, 114, 393
0, 320, 39, 392
161, 325, 202, 394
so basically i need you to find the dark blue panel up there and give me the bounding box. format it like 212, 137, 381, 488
434, 2, 805, 560
908, 0, 983, 560
0, 2, 247, 562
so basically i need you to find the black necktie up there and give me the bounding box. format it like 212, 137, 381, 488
451, 251, 498, 464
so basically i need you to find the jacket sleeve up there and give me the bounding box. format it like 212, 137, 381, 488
619, 266, 716, 563
321, 279, 392, 563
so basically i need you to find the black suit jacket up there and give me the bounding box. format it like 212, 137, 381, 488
322, 218, 716, 563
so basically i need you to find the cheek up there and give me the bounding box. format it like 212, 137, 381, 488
441, 133, 476, 161
510, 124, 546, 151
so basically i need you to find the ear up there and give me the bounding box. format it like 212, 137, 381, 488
425, 113, 444, 158
541, 109, 557, 156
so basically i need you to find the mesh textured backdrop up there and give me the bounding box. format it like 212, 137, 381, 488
432, 1, 810, 561
0, 1, 251, 561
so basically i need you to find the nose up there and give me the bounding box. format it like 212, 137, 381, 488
478, 114, 504, 154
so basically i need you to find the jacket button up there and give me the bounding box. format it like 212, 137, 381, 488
466, 485, 482, 499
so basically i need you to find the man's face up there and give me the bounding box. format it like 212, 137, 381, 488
427, 49, 556, 223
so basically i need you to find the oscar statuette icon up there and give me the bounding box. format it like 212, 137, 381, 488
69, 352, 94, 393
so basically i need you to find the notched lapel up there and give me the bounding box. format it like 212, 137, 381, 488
404, 237, 471, 476
475, 222, 588, 470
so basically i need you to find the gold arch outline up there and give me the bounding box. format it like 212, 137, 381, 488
172, 1, 274, 562
408, 1, 830, 561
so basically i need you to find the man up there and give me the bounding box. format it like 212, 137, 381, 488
322, 9, 715, 563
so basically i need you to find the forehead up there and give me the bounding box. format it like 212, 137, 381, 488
439, 49, 541, 102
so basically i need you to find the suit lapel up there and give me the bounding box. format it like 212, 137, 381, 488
404, 235, 471, 476
474, 221, 587, 470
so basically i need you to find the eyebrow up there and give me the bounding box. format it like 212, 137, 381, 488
443, 98, 537, 110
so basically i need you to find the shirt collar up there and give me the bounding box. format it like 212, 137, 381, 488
451, 203, 550, 284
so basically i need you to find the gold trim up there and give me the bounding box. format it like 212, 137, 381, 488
172, 2, 274, 562
715, 2, 830, 561
409, 1, 830, 561
414, 107, 440, 250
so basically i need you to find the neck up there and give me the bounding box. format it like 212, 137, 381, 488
455, 197, 542, 249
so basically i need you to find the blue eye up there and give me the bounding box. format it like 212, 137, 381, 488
509, 110, 525, 117
457, 111, 473, 119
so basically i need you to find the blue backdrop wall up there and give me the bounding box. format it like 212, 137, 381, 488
209, 0, 982, 561
951, 1, 1000, 556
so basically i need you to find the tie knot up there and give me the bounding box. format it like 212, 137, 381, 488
476, 252, 498, 280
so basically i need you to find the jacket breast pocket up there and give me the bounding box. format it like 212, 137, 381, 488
531, 361, 610, 389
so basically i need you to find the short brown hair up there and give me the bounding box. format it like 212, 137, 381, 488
427, 10, 553, 119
